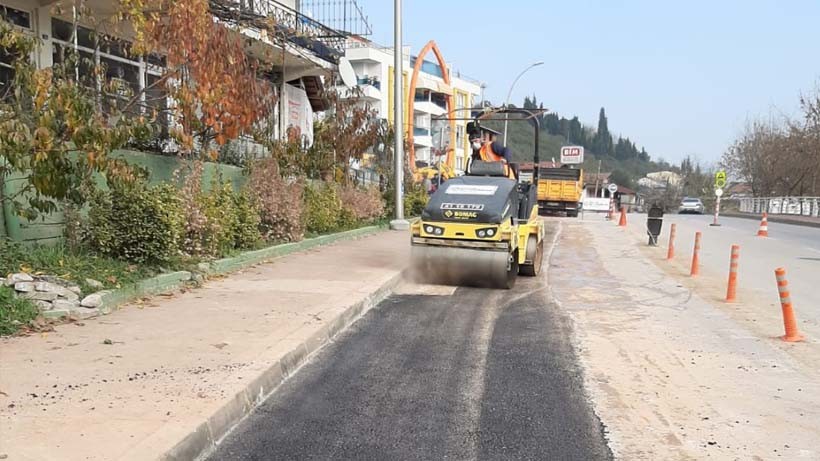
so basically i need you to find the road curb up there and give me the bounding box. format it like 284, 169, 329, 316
161, 270, 405, 461
45, 225, 388, 321
99, 271, 193, 313
722, 212, 820, 229
204, 225, 386, 275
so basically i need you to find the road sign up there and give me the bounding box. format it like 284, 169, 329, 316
715, 170, 727, 189
584, 197, 611, 212
607, 183, 618, 194
715, 188, 724, 197
560, 146, 584, 164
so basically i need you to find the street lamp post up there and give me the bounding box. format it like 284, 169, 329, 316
390, 0, 409, 230
502, 61, 544, 146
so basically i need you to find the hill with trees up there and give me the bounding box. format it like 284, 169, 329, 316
481, 96, 674, 189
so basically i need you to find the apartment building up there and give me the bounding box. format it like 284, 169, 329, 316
342, 38, 482, 175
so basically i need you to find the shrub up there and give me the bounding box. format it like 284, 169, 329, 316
232, 191, 262, 249
179, 173, 263, 257
180, 162, 212, 257
200, 182, 241, 256
0, 286, 39, 336
403, 184, 429, 217
304, 181, 342, 234
247, 158, 305, 243
87, 181, 184, 264
339, 185, 385, 222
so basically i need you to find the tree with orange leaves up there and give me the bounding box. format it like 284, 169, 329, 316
121, 0, 275, 158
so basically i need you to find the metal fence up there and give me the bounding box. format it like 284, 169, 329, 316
738, 197, 820, 217
214, 0, 347, 63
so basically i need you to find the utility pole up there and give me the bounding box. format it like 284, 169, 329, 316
390, 0, 409, 230
594, 159, 602, 197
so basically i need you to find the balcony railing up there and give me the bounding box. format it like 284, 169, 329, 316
413, 127, 431, 137
357, 76, 380, 90
210, 0, 346, 64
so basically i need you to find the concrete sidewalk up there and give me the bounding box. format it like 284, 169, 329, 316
0, 231, 409, 461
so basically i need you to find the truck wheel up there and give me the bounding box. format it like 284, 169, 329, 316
519, 236, 543, 277
567, 210, 578, 218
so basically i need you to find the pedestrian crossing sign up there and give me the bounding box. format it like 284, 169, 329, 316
715, 170, 727, 189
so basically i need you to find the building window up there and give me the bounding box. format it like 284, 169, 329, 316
455, 125, 464, 146
1, 5, 31, 29
50, 18, 169, 133
1, 5, 33, 98
456, 92, 467, 110
0, 58, 14, 99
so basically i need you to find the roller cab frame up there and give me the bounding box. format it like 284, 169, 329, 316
410, 108, 546, 289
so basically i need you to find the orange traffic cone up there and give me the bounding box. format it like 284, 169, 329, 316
757, 212, 769, 237
618, 206, 627, 227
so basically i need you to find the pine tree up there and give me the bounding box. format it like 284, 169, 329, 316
639, 147, 650, 162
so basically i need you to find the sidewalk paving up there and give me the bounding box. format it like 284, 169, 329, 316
0, 230, 409, 461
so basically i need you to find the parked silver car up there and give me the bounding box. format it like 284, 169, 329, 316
678, 198, 705, 214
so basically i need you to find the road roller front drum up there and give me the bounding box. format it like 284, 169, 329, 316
410, 245, 517, 289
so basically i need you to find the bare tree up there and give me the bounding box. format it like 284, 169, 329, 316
722, 120, 781, 196
722, 85, 820, 197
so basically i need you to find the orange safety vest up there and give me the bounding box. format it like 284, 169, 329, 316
479, 142, 515, 179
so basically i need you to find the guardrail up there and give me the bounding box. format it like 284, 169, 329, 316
738, 197, 820, 217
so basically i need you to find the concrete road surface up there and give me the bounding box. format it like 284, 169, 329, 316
555, 214, 820, 459
207, 227, 612, 460
650, 214, 819, 339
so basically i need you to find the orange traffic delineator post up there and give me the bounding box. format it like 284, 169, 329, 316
666, 223, 677, 260
690, 231, 702, 276
618, 206, 627, 227
775, 267, 803, 342
725, 245, 740, 302
757, 212, 769, 237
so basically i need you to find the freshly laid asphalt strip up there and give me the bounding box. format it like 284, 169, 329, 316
208, 242, 611, 461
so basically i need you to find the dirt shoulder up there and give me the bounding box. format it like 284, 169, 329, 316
549, 216, 820, 460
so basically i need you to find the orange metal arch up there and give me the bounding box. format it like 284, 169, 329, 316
406, 40, 457, 171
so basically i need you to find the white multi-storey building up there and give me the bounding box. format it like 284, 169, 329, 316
343, 38, 482, 175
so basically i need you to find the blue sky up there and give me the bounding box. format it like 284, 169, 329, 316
354, 0, 820, 164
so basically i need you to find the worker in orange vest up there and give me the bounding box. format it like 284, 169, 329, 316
469, 128, 516, 179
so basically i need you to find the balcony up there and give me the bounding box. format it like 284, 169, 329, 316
413, 132, 433, 148
210, 0, 346, 64
414, 100, 447, 116
413, 127, 430, 137
357, 76, 381, 90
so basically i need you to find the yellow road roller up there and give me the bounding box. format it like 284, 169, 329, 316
410, 108, 545, 289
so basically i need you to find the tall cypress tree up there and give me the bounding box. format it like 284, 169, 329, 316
595, 107, 612, 156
